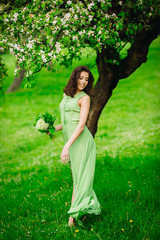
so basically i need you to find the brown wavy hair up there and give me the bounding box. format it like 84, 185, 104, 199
63, 65, 95, 98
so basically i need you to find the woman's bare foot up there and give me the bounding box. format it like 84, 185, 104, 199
68, 216, 76, 227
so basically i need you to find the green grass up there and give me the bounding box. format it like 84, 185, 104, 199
0, 39, 160, 239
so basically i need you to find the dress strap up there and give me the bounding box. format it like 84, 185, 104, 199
75, 91, 88, 100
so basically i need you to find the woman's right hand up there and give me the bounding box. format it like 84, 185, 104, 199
46, 132, 51, 135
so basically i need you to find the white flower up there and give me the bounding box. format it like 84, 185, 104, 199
64, 30, 69, 35
67, 0, 72, 5
52, 20, 57, 25
88, 15, 93, 21
26, 41, 34, 49
41, 53, 47, 62
88, 2, 94, 10
13, 12, 18, 21
10, 48, 14, 54
55, 42, 61, 53
88, 30, 94, 36
73, 36, 78, 41
35, 118, 49, 130
69, 7, 75, 13
105, 13, 109, 18
14, 69, 18, 75
3, 18, 9, 23
112, 13, 116, 17
119, 1, 123, 6
20, 48, 24, 52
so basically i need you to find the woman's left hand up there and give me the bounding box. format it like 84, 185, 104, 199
60, 145, 70, 164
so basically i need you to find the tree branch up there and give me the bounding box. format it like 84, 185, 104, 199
117, 17, 160, 79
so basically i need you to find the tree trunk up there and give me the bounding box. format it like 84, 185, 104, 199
86, 51, 119, 137
6, 62, 26, 93
86, 18, 160, 137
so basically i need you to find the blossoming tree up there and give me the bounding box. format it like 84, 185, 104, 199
1, 0, 160, 136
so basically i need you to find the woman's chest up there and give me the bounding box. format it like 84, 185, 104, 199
59, 97, 80, 112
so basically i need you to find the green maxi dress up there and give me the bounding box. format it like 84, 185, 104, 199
59, 90, 101, 221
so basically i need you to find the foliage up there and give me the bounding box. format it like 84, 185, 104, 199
0, 0, 160, 87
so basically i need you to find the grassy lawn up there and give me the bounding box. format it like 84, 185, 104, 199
0, 38, 160, 240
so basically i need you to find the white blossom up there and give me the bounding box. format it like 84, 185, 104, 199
105, 13, 109, 18
88, 15, 93, 21
72, 36, 78, 41
64, 13, 71, 22
26, 40, 34, 49
88, 2, 94, 10
64, 30, 69, 35
13, 13, 18, 21
55, 42, 61, 53
119, 1, 123, 6
41, 53, 47, 62
10, 48, 14, 54
88, 30, 94, 36
67, 0, 72, 5
52, 20, 57, 25
35, 118, 49, 130
14, 69, 18, 75
48, 52, 52, 57
69, 7, 75, 13
3, 18, 9, 23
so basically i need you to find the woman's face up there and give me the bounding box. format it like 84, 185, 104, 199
77, 71, 89, 91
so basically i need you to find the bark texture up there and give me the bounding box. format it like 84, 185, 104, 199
6, 63, 26, 93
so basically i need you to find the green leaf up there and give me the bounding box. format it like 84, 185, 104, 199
49, 128, 55, 134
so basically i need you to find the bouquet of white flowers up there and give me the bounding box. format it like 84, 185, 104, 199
33, 112, 56, 140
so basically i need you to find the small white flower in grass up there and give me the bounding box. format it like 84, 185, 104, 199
119, 1, 123, 6
36, 118, 49, 130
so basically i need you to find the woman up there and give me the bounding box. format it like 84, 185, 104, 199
49, 65, 101, 227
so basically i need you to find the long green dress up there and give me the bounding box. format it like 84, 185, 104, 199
59, 90, 101, 221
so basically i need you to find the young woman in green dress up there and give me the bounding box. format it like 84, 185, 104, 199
48, 65, 101, 227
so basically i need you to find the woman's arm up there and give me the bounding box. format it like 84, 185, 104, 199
55, 123, 62, 132
60, 95, 90, 164
65, 95, 90, 148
